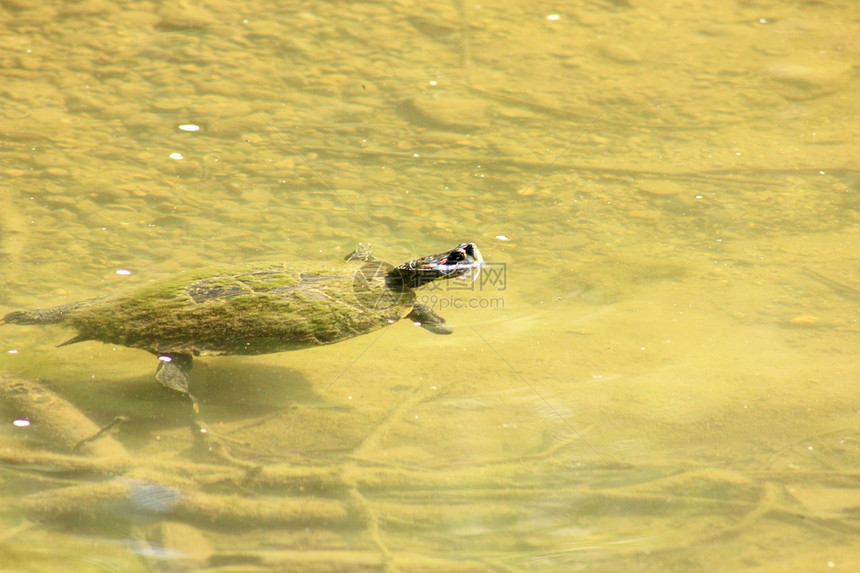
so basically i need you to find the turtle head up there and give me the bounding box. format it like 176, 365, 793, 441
389, 243, 484, 289
422, 243, 484, 279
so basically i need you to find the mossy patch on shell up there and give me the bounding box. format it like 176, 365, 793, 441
63, 260, 411, 356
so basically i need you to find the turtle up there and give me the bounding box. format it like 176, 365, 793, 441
2, 242, 484, 409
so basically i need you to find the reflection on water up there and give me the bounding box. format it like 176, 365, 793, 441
1, 0, 859, 570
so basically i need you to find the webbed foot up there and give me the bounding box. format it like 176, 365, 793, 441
154, 353, 198, 411
406, 303, 453, 335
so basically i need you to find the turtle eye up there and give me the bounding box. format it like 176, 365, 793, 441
449, 250, 466, 262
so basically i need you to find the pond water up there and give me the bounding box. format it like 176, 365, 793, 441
1, 0, 858, 570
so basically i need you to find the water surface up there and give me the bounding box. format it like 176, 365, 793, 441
1, 0, 858, 570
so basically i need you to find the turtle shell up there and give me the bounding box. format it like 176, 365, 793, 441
62, 259, 413, 357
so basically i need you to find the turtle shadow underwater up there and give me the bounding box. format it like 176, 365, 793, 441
4, 358, 318, 441
91, 360, 320, 421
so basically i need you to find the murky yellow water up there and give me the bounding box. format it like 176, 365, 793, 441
1, 0, 858, 570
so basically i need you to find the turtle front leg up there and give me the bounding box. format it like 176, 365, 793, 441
154, 353, 198, 411
406, 303, 453, 335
